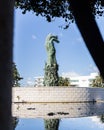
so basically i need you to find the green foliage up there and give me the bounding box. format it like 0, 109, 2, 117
58, 76, 70, 86
43, 64, 59, 86
90, 74, 104, 87
15, 0, 104, 28
12, 62, 23, 87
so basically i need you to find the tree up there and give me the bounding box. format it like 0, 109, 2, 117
58, 77, 70, 86
90, 74, 104, 87
15, 0, 104, 28
12, 62, 23, 87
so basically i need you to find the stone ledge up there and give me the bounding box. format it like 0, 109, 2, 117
12, 87, 104, 103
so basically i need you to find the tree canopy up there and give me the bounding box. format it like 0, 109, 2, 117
58, 77, 70, 86
90, 74, 104, 87
12, 62, 23, 87
15, 0, 104, 28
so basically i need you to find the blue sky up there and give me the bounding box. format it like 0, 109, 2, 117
14, 9, 104, 86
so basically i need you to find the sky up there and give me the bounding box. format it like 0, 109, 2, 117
16, 117, 104, 130
14, 9, 104, 86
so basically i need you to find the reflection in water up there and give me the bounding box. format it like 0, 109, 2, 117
14, 116, 104, 130
12, 117, 19, 129
12, 102, 104, 118
99, 115, 104, 123
12, 102, 104, 129
44, 119, 60, 130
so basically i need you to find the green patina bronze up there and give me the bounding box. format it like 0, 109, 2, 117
43, 34, 60, 129
45, 33, 59, 66
43, 33, 59, 86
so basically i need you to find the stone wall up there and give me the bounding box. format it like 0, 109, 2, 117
12, 87, 104, 103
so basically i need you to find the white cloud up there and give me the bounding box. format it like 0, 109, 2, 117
90, 116, 104, 128
58, 32, 63, 37
89, 64, 99, 73
32, 34, 37, 40
76, 37, 83, 43
62, 71, 80, 77
91, 116, 100, 122
71, 37, 84, 45
26, 77, 34, 86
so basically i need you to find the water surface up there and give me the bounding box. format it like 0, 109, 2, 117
13, 102, 104, 130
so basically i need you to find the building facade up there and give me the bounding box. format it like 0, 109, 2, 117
62, 72, 98, 87
34, 73, 98, 87
34, 76, 44, 87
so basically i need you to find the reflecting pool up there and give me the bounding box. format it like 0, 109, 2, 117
12, 102, 104, 130
15, 117, 104, 130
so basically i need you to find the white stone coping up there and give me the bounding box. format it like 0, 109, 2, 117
12, 87, 104, 103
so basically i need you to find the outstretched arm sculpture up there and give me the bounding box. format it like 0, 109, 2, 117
45, 33, 59, 66
44, 34, 59, 86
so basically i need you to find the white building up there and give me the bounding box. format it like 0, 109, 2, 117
34, 76, 44, 87
34, 73, 98, 87
62, 72, 98, 87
